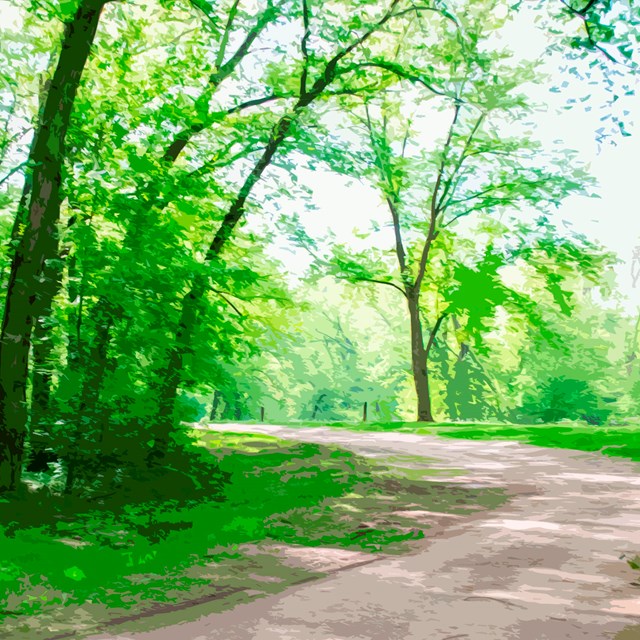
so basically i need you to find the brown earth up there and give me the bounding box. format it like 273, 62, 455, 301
89, 424, 640, 640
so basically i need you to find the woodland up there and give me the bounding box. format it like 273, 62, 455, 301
0, 0, 639, 628
0, 0, 638, 492
0, 0, 637, 479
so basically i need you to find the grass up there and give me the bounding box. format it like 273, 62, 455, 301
0, 430, 505, 639
274, 419, 640, 462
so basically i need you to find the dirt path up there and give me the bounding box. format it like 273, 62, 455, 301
93, 424, 640, 640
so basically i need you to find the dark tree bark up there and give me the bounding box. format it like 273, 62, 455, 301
406, 292, 432, 422
210, 389, 221, 421
150, 281, 205, 462
406, 292, 445, 422
0, 0, 106, 492
64, 302, 114, 494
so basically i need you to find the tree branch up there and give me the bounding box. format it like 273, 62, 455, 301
300, 0, 311, 97
352, 61, 451, 98
425, 313, 447, 359
363, 105, 410, 285
413, 103, 460, 294
0, 162, 27, 188
437, 113, 484, 213
301, 0, 402, 105
559, 0, 599, 18
210, 2, 277, 84
344, 276, 408, 298
158, 2, 280, 164
163, 93, 286, 163
204, 0, 405, 260
440, 207, 474, 229
211, 288, 243, 316
215, 0, 241, 70
559, 0, 620, 64
445, 178, 518, 208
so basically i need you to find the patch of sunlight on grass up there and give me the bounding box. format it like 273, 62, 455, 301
287, 420, 640, 463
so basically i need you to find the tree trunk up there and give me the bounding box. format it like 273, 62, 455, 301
311, 393, 326, 420
30, 317, 56, 432
30, 252, 67, 432
0, 0, 106, 492
210, 390, 221, 421
406, 292, 434, 422
221, 393, 234, 420
63, 305, 113, 494
149, 279, 205, 464
151, 116, 296, 460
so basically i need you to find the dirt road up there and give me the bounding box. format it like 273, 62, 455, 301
92, 424, 640, 639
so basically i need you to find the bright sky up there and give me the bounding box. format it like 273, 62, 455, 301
265, 5, 640, 313
1, 0, 638, 311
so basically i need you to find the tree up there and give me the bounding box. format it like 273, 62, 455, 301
151, 0, 454, 455
329, 30, 592, 420
0, 0, 635, 497
0, 0, 108, 491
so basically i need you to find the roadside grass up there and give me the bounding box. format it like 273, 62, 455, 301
0, 430, 505, 639
255, 420, 640, 463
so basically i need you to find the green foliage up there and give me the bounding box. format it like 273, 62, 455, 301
0, 0, 637, 620
0, 0, 636, 585
516, 376, 613, 425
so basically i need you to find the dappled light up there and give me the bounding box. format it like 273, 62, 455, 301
0, 0, 639, 637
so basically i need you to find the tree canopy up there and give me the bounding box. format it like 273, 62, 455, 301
0, 0, 638, 495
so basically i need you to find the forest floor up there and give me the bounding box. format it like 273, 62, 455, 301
86, 423, 640, 640
291, 420, 640, 463
0, 429, 505, 639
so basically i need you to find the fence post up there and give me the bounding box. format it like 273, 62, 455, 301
362, 401, 368, 423
260, 406, 265, 422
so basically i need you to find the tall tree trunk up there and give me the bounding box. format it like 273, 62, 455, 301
209, 389, 221, 421
406, 292, 434, 422
30, 252, 67, 432
75, 297, 117, 398
64, 302, 114, 494
0, 0, 106, 492
30, 318, 56, 432
149, 280, 205, 463
151, 115, 295, 461
221, 392, 235, 420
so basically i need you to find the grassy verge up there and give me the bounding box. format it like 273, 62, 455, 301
0, 430, 505, 639
269, 419, 640, 462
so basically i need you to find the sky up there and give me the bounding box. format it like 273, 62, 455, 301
273, 98, 640, 308
262, 4, 640, 313
1, 0, 638, 311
